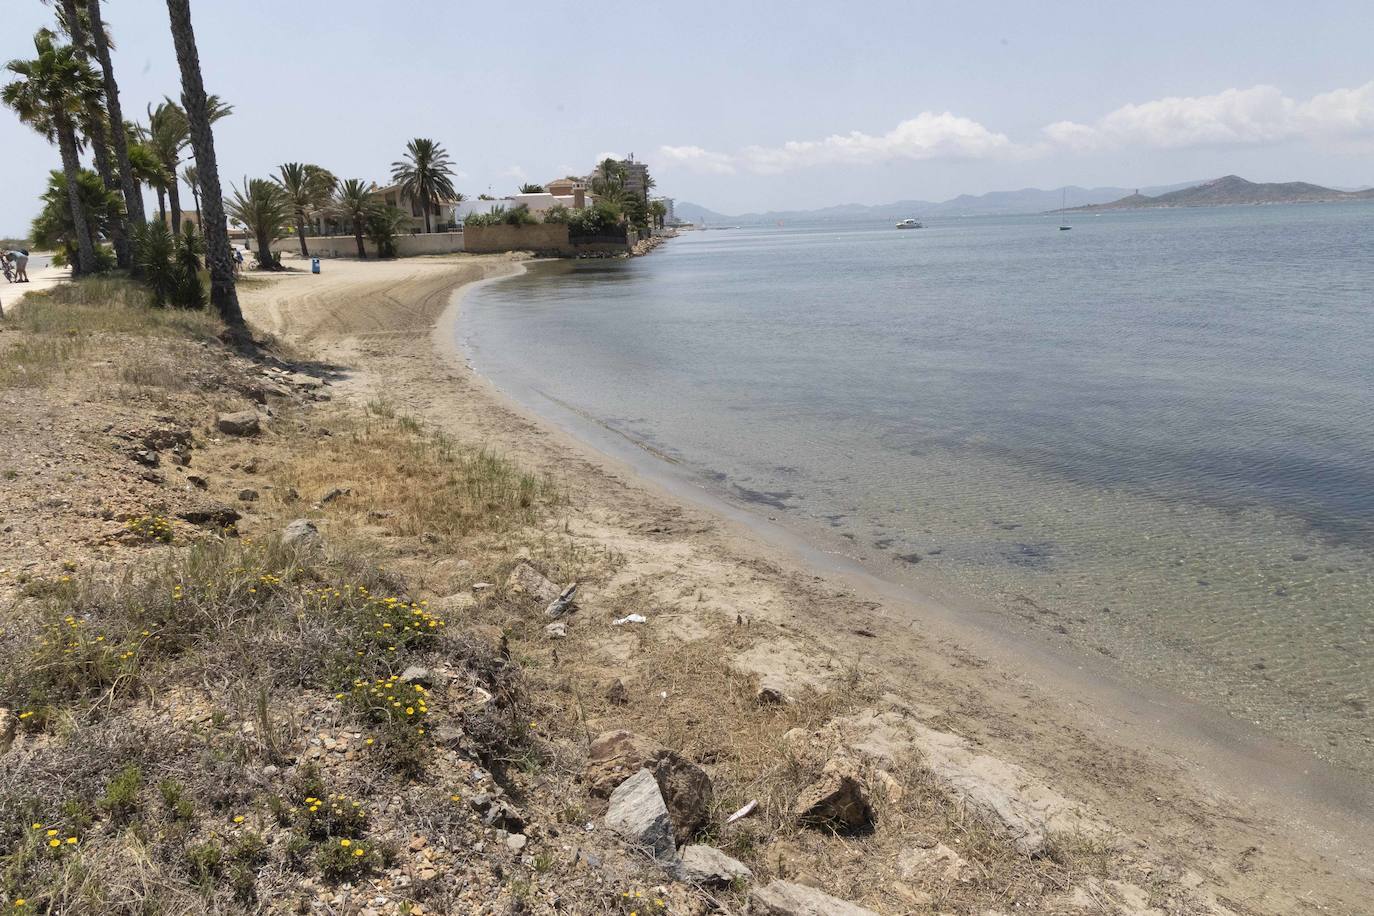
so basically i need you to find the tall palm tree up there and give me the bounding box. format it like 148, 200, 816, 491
390, 138, 456, 234
3, 29, 103, 276
165, 0, 242, 329
274, 162, 335, 258
85, 0, 146, 259
146, 95, 230, 234
181, 163, 200, 226
226, 178, 290, 270
332, 179, 374, 259
54, 0, 130, 267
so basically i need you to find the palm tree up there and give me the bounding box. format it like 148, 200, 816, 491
3, 29, 104, 276
390, 138, 456, 234
181, 163, 200, 226
165, 0, 242, 328
226, 178, 290, 270
54, 0, 130, 267
274, 162, 336, 258
649, 199, 667, 230
146, 95, 230, 234
518, 183, 545, 194
332, 179, 374, 259
85, 0, 147, 260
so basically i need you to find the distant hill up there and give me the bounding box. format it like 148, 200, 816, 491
674, 181, 1201, 225
1067, 175, 1374, 211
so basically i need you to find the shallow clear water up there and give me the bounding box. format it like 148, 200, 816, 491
461, 205, 1374, 774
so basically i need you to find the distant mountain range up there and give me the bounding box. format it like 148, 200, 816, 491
676, 175, 1372, 224
1064, 175, 1374, 211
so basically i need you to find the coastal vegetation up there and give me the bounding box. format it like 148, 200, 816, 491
390, 138, 458, 234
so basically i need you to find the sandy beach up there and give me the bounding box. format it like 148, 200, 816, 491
232, 251, 1374, 912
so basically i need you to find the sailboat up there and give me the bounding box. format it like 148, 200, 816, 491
1059, 188, 1072, 230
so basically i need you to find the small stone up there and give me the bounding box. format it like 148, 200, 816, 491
674, 845, 753, 886
794, 757, 874, 832
186, 474, 209, 490
544, 621, 567, 639
505, 562, 561, 603
749, 880, 879, 916
606, 679, 630, 705
216, 410, 261, 437
409, 835, 428, 852
757, 677, 790, 704
238, 488, 259, 502
398, 666, 432, 688
505, 833, 527, 852
604, 768, 676, 860
281, 518, 320, 548
320, 486, 351, 504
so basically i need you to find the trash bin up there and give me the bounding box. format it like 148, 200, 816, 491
311, 258, 321, 274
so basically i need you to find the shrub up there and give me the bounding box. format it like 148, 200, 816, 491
100, 764, 144, 823
130, 222, 206, 309
502, 204, 537, 226
542, 204, 570, 224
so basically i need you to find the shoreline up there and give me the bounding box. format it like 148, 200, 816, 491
237, 252, 1373, 910
444, 263, 1374, 852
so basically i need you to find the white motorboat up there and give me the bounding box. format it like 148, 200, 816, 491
896, 218, 923, 229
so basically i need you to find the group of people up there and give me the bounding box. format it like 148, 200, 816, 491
2, 249, 29, 283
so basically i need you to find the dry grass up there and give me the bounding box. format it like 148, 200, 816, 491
275, 404, 559, 548
5, 277, 222, 339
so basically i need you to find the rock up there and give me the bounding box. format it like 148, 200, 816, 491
794, 757, 874, 832
898, 842, 970, 883
178, 504, 241, 528
281, 518, 321, 548
606, 679, 629, 705
544, 621, 567, 639
506, 562, 561, 604
674, 845, 752, 886
505, 833, 527, 853
131, 448, 159, 467
586, 730, 712, 845
320, 486, 351, 504
749, 880, 879, 916
399, 666, 432, 688
186, 474, 209, 490
216, 411, 260, 437
604, 769, 676, 860
434, 726, 465, 748
238, 488, 259, 502
757, 676, 790, 704
545, 583, 578, 618
0, 708, 15, 755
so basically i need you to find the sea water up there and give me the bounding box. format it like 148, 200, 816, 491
460, 204, 1374, 775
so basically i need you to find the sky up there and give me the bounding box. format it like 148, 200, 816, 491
2, 0, 1373, 231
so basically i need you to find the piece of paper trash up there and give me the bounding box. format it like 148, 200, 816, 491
611, 614, 647, 626
725, 800, 758, 825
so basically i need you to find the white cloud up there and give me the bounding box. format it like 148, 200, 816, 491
658, 144, 737, 175
500, 165, 530, 181
658, 112, 1014, 175
655, 81, 1374, 178
1045, 81, 1374, 151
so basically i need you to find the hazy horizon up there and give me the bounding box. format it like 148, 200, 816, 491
3, 0, 1373, 234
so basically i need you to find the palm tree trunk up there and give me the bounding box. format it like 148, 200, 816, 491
352, 218, 366, 259
87, 0, 147, 275
168, 179, 183, 235
156, 186, 167, 225
57, 120, 97, 276
255, 229, 275, 269
422, 200, 432, 234
192, 187, 201, 226
164, 0, 243, 329
296, 205, 309, 258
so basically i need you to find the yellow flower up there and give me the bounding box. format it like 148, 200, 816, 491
353, 847, 365, 857
449, 794, 461, 802
46, 830, 57, 837
48, 839, 61, 848
365, 738, 374, 746
15, 899, 26, 908
30, 823, 41, 830
65, 837, 76, 845
339, 838, 351, 847
233, 815, 245, 824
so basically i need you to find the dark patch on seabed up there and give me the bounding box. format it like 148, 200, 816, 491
732, 484, 796, 510
1005, 541, 1057, 569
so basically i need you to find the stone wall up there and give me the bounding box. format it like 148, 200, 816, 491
266, 232, 466, 259
463, 224, 575, 256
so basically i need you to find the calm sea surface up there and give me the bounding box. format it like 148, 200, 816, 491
460, 205, 1374, 774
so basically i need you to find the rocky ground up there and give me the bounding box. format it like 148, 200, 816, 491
0, 263, 1368, 914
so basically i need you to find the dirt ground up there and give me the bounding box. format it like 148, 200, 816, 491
231, 252, 1374, 914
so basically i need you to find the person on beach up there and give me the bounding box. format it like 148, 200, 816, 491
5, 250, 28, 282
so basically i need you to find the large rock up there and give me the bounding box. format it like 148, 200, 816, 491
177, 504, 241, 528
604, 768, 676, 860
281, 518, 321, 548
794, 757, 874, 832
674, 845, 752, 886
505, 562, 561, 604
216, 410, 260, 437
586, 730, 712, 844
749, 880, 878, 916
